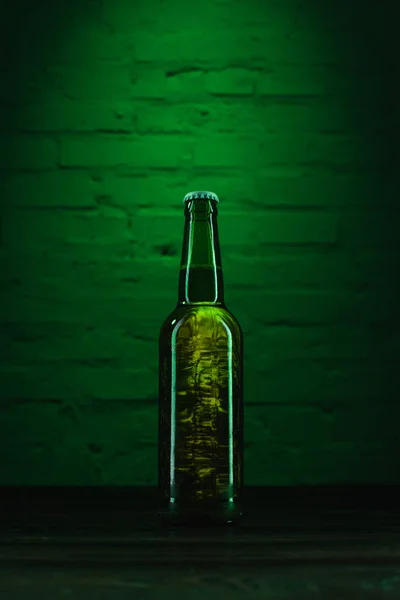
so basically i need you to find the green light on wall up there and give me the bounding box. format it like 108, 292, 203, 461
0, 0, 399, 486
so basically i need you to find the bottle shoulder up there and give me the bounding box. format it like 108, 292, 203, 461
160, 304, 242, 340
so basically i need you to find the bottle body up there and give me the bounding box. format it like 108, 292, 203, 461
158, 303, 243, 523
158, 192, 244, 524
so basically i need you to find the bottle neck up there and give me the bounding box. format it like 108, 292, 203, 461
178, 199, 224, 305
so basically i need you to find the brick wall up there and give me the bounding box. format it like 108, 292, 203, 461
0, 0, 399, 484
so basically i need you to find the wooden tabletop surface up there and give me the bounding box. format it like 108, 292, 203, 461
0, 486, 399, 599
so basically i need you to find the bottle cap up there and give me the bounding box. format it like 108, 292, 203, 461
183, 191, 219, 204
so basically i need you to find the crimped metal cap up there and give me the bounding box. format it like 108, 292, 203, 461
183, 190, 219, 204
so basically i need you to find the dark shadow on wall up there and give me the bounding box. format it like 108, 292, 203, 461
252, 0, 400, 482
317, 0, 400, 476
0, 0, 102, 127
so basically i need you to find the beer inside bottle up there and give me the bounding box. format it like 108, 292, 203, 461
158, 191, 243, 524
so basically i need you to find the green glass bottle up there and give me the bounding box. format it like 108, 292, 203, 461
158, 191, 244, 524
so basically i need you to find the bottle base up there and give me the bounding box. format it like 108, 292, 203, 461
159, 499, 243, 526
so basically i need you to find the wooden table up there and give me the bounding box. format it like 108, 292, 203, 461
0, 486, 399, 599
